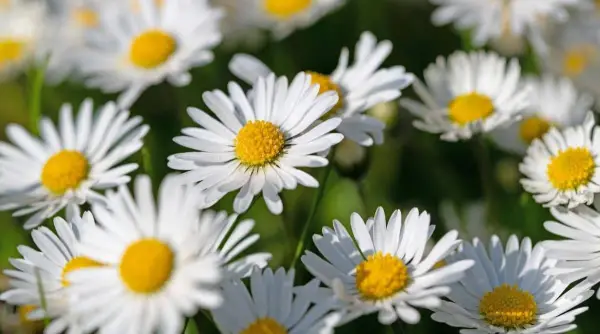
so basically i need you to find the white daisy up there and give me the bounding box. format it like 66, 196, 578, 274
400, 50, 529, 141
519, 111, 600, 208
75, 0, 223, 109
0, 209, 97, 334
430, 0, 580, 50
432, 235, 593, 334
0, 98, 148, 229
66, 175, 229, 334
301, 207, 475, 325
168, 72, 344, 215
212, 267, 342, 334
229, 31, 414, 146
210, 0, 267, 50
439, 200, 508, 241
491, 75, 593, 154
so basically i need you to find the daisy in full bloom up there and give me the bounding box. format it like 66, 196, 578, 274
0, 209, 97, 334
401, 50, 529, 141
491, 75, 593, 154
229, 31, 414, 146
75, 0, 223, 109
432, 235, 593, 333
429, 0, 580, 51
0, 99, 149, 229
301, 207, 475, 325
66, 175, 259, 333
212, 267, 342, 334
168, 72, 344, 215
519, 111, 600, 208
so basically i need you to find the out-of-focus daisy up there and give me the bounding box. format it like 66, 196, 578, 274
212, 267, 342, 334
168, 73, 343, 215
0, 210, 96, 334
430, 0, 580, 50
301, 207, 474, 324
230, 31, 414, 146
211, 0, 266, 50
491, 75, 593, 154
0, 0, 45, 81
0, 99, 148, 229
75, 0, 223, 109
432, 235, 593, 333
440, 200, 508, 241
519, 111, 600, 208
401, 51, 529, 141
67, 175, 229, 333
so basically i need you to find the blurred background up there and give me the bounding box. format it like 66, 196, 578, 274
1, 0, 599, 332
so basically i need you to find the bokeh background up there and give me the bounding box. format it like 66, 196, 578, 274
1, 0, 598, 332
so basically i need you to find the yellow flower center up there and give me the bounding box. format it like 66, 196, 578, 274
235, 120, 285, 167
448, 93, 494, 126
41, 150, 89, 195
18, 304, 39, 325
0, 39, 25, 67
240, 318, 288, 334
73, 8, 99, 27
307, 71, 344, 118
479, 284, 537, 329
355, 252, 410, 301
119, 238, 175, 294
61, 256, 104, 287
129, 30, 176, 69
264, 0, 312, 18
519, 116, 552, 144
562, 44, 597, 77
547, 147, 595, 191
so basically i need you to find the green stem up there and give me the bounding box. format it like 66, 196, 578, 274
473, 136, 495, 225
34, 268, 50, 327
28, 61, 48, 135
193, 309, 218, 333
290, 154, 335, 269
141, 147, 153, 178
390, 320, 406, 334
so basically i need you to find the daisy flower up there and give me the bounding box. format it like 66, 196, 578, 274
168, 72, 344, 215
0, 99, 148, 229
212, 267, 342, 334
519, 111, 600, 208
400, 50, 529, 141
432, 235, 593, 333
439, 200, 508, 241
210, 0, 266, 50
66, 175, 270, 333
491, 75, 593, 154
430, 0, 580, 50
75, 0, 223, 109
301, 207, 475, 325
0, 210, 97, 334
229, 31, 414, 146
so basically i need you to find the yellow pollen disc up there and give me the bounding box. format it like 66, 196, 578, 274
307, 71, 344, 119
18, 304, 40, 325
0, 39, 25, 67
448, 93, 494, 126
41, 150, 89, 195
562, 44, 597, 77
240, 318, 288, 334
355, 252, 410, 301
61, 256, 104, 287
235, 120, 285, 167
73, 8, 99, 27
547, 147, 595, 191
129, 30, 176, 69
433, 260, 446, 269
264, 0, 312, 18
119, 238, 175, 294
479, 284, 537, 329
519, 116, 552, 144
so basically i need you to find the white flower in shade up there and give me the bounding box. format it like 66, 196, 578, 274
0, 99, 149, 229
168, 72, 344, 215
519, 111, 600, 208
430, 0, 580, 50
210, 0, 267, 50
440, 200, 507, 241
400, 50, 529, 141
66, 175, 231, 334
0, 210, 97, 334
491, 75, 593, 154
75, 0, 223, 109
212, 267, 342, 334
301, 207, 475, 325
229, 31, 414, 146
432, 235, 593, 334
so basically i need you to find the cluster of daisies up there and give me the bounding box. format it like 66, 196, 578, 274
3, 0, 600, 333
